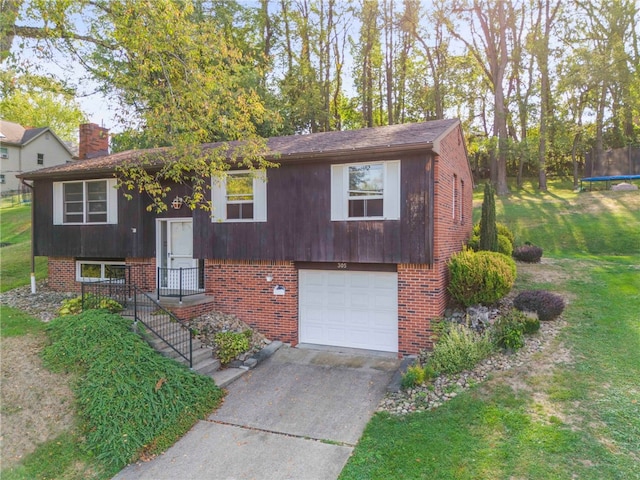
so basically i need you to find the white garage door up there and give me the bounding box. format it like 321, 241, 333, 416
299, 269, 398, 352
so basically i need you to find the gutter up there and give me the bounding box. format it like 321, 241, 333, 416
20, 178, 37, 294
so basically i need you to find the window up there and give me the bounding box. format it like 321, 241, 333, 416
211, 170, 267, 222
0, 174, 5, 184
0, 147, 7, 159
348, 164, 384, 217
331, 161, 400, 221
76, 260, 126, 282
53, 178, 118, 225
460, 180, 465, 224
453, 174, 458, 221
37, 153, 44, 165
226, 173, 254, 220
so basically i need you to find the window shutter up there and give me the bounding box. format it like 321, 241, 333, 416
107, 178, 118, 224
53, 182, 63, 225
331, 165, 345, 220
211, 177, 226, 222
384, 160, 400, 220
253, 173, 267, 222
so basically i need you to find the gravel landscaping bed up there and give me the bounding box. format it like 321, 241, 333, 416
0, 281, 75, 321
378, 315, 566, 415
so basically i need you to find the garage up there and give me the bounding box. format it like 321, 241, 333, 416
298, 269, 398, 352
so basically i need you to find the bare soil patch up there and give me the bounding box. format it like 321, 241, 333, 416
0, 334, 75, 468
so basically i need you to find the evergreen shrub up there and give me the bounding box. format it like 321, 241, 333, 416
448, 249, 517, 307
497, 234, 513, 257
428, 323, 494, 374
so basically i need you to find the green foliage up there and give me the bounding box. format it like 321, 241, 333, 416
448, 249, 517, 306
401, 363, 435, 390
479, 183, 498, 251
42, 310, 223, 471
0, 70, 87, 142
497, 223, 515, 249
214, 330, 251, 364
58, 294, 123, 316
0, 305, 46, 337
513, 290, 566, 321
428, 323, 494, 375
491, 309, 529, 351
497, 233, 514, 257
513, 244, 544, 263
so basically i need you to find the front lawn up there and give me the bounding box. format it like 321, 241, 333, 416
341, 183, 640, 480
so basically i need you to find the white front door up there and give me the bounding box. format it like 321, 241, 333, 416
299, 269, 398, 352
157, 219, 197, 289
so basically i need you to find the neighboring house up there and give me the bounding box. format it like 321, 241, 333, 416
0, 119, 76, 194
19, 119, 473, 355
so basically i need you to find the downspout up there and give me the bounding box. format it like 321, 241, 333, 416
21, 178, 36, 294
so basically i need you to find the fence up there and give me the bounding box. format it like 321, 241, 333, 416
156, 266, 204, 303
82, 280, 192, 367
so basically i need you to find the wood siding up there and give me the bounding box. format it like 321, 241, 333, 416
33, 179, 192, 259
193, 153, 434, 265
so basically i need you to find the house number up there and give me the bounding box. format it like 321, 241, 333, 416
337, 263, 347, 269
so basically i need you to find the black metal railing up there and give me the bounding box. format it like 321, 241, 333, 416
82, 281, 192, 368
156, 266, 204, 303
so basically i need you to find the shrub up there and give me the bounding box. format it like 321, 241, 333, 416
513, 290, 565, 321
491, 309, 528, 351
448, 249, 517, 307
428, 323, 494, 375
467, 234, 480, 251
401, 364, 425, 389
58, 294, 122, 316
42, 310, 222, 472
214, 330, 251, 364
521, 314, 541, 334
497, 234, 513, 257
513, 244, 544, 263
479, 183, 498, 251
497, 223, 515, 249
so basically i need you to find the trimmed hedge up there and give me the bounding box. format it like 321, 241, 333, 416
513, 244, 543, 263
513, 290, 565, 321
448, 249, 517, 307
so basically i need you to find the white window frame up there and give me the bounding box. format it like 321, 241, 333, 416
76, 260, 126, 282
37, 153, 44, 165
53, 178, 118, 225
452, 174, 458, 221
0, 147, 8, 159
331, 160, 400, 221
211, 170, 267, 222
0, 174, 5, 184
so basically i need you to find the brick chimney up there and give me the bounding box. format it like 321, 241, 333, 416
79, 123, 109, 159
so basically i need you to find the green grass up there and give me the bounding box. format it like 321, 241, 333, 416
0, 204, 48, 292
0, 305, 47, 337
1, 308, 225, 479
341, 181, 640, 480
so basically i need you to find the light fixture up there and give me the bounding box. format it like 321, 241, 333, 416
265, 275, 273, 282
171, 196, 184, 210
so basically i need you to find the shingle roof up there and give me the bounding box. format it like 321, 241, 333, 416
19, 119, 460, 180
0, 120, 27, 144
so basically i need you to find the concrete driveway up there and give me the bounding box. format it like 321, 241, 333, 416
114, 345, 400, 480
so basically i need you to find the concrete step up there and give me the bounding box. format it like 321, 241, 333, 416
193, 356, 221, 377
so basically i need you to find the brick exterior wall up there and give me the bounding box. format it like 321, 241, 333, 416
126, 258, 156, 291
205, 260, 299, 345
79, 123, 109, 159
47, 257, 78, 292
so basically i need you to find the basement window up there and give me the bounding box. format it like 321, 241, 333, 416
76, 260, 126, 282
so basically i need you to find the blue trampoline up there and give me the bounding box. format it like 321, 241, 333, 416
580, 174, 640, 191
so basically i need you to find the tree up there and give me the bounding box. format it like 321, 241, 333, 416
442, 0, 516, 195
3, 0, 275, 211
0, 70, 87, 142
479, 182, 498, 252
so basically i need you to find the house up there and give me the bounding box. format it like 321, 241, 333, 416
19, 119, 473, 355
0, 120, 76, 194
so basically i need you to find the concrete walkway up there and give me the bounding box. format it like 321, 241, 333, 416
114, 345, 400, 480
